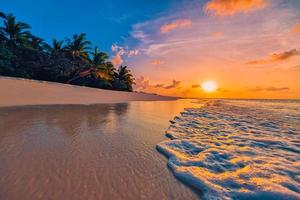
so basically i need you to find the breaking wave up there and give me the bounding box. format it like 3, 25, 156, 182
157, 99, 300, 200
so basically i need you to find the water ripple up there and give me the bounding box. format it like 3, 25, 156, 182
157, 100, 300, 200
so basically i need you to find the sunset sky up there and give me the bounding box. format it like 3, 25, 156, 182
1, 0, 300, 98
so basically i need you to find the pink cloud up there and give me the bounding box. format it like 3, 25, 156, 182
128, 49, 139, 57
111, 44, 139, 66
211, 31, 224, 39
134, 76, 180, 92
160, 19, 192, 33
205, 0, 267, 16
111, 53, 123, 66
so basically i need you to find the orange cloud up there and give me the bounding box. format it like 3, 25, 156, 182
292, 24, 300, 33
211, 31, 224, 38
247, 49, 300, 64
191, 84, 200, 88
135, 76, 150, 90
111, 53, 123, 66
160, 19, 192, 33
164, 80, 181, 89
247, 86, 290, 92
150, 59, 165, 65
134, 77, 181, 92
205, 0, 267, 16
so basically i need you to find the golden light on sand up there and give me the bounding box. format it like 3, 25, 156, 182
201, 80, 218, 93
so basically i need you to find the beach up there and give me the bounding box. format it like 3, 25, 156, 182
0, 100, 199, 200
0, 76, 178, 107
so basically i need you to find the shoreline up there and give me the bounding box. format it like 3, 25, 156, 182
0, 76, 179, 107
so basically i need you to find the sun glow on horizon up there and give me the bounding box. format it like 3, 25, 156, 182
201, 80, 218, 93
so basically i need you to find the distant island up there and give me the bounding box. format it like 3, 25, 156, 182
0, 11, 134, 92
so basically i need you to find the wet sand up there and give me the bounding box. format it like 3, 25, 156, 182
0, 100, 199, 200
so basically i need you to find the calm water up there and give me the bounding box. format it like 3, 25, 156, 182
158, 99, 300, 199
0, 100, 199, 200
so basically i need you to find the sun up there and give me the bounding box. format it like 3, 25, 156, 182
201, 80, 218, 93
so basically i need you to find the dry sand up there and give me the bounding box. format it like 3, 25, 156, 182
0, 76, 177, 107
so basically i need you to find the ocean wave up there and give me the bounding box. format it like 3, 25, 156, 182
157, 100, 300, 200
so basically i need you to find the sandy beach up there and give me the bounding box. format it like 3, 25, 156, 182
0, 100, 199, 200
0, 76, 178, 107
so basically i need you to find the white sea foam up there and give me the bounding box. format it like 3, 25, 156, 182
157, 99, 300, 200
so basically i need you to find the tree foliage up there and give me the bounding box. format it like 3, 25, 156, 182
0, 12, 135, 91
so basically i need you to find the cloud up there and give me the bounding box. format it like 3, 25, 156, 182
135, 76, 151, 90
292, 24, 300, 34
211, 31, 224, 39
154, 84, 165, 88
125, 1, 300, 98
204, 0, 267, 16
111, 44, 139, 57
111, 44, 139, 66
131, 29, 153, 44
164, 80, 181, 89
135, 77, 180, 91
160, 19, 192, 33
127, 49, 139, 57
111, 53, 123, 66
247, 86, 290, 92
247, 49, 300, 64
191, 84, 200, 88
150, 59, 165, 65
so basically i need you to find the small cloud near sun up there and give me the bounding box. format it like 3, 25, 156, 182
191, 84, 200, 88
160, 19, 192, 33
204, 0, 267, 16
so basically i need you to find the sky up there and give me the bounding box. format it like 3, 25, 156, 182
1, 0, 300, 99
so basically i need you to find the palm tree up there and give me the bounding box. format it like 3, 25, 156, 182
65, 33, 91, 61
0, 11, 5, 40
51, 39, 64, 54
103, 61, 116, 81
91, 47, 108, 66
0, 11, 137, 91
114, 66, 135, 91
0, 11, 5, 18
90, 47, 114, 81
118, 66, 134, 82
0, 13, 31, 46
64, 33, 91, 83
26, 35, 50, 53
52, 39, 63, 49
69, 47, 111, 83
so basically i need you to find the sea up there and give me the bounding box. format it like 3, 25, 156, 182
157, 99, 300, 199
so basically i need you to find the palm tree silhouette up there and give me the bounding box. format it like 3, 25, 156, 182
65, 33, 91, 61
51, 39, 64, 55
113, 66, 135, 91
0, 13, 31, 46
0, 11, 136, 91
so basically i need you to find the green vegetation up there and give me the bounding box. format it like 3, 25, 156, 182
0, 11, 135, 91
